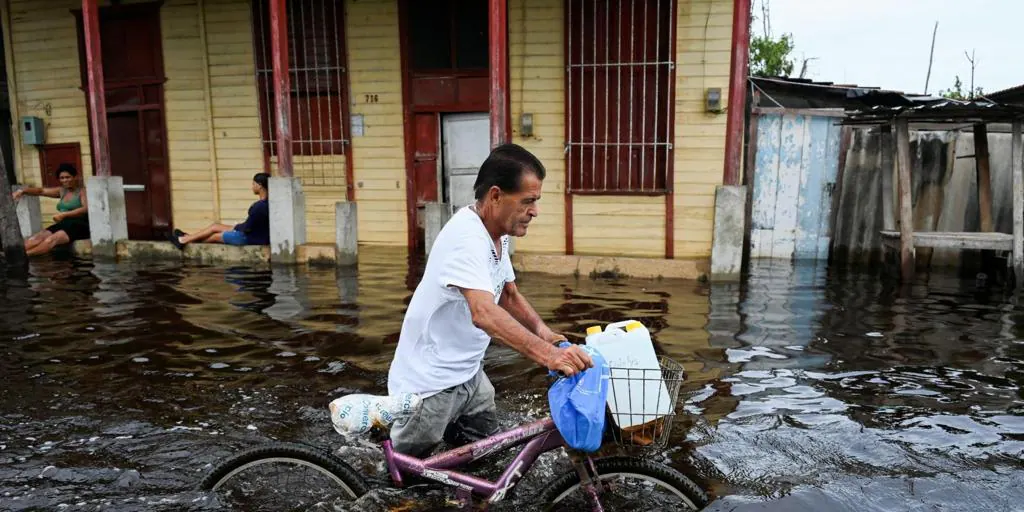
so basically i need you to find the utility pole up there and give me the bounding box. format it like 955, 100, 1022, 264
923, 21, 938, 94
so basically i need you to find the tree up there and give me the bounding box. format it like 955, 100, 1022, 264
940, 75, 984, 100
748, 0, 797, 77
940, 50, 984, 100
750, 33, 796, 77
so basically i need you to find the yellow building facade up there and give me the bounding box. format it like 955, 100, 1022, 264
5, 0, 735, 265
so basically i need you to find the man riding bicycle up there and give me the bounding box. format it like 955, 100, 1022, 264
387, 143, 594, 457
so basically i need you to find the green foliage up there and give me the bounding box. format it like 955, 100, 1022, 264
940, 75, 984, 100
749, 33, 795, 77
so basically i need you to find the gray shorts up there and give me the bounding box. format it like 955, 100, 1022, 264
390, 370, 499, 457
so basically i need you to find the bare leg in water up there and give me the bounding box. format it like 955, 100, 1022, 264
25, 230, 70, 256
23, 230, 53, 252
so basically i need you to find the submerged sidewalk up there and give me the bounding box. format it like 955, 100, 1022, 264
66, 240, 709, 280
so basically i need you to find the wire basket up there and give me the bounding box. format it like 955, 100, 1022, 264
605, 356, 685, 449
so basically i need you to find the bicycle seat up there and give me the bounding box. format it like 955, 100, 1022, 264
328, 393, 422, 436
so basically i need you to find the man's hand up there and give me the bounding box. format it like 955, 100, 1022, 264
545, 344, 593, 377
12, 189, 23, 201
539, 327, 568, 345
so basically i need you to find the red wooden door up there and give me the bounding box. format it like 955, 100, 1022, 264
108, 113, 150, 236
76, 4, 171, 240
411, 113, 440, 251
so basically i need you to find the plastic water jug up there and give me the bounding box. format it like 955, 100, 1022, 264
584, 321, 672, 429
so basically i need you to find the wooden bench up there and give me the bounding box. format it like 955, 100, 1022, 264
880, 231, 1014, 252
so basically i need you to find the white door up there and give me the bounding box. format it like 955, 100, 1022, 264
442, 112, 491, 209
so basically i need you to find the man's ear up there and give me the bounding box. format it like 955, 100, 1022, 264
487, 185, 502, 203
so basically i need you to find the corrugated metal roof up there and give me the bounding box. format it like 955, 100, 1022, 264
986, 83, 1024, 104
843, 99, 1024, 125
749, 76, 942, 109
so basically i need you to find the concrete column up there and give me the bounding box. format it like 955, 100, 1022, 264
710, 185, 747, 281
269, 176, 306, 264
425, 202, 451, 255
336, 265, 358, 307
335, 201, 357, 266
13, 185, 41, 239
86, 175, 128, 257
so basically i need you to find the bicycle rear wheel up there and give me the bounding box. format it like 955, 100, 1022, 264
539, 457, 709, 511
199, 442, 370, 511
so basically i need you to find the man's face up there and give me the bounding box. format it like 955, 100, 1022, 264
495, 172, 542, 237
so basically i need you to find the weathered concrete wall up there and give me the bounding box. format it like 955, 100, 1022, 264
832, 126, 1015, 272
711, 185, 746, 280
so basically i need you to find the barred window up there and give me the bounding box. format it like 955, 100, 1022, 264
252, 0, 350, 185
566, 0, 675, 193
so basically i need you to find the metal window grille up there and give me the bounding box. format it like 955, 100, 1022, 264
566, 0, 675, 193
252, 0, 350, 186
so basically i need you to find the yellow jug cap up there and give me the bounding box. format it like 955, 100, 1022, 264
625, 321, 643, 332
586, 326, 602, 336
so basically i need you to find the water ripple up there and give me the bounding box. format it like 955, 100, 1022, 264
1, 256, 1023, 510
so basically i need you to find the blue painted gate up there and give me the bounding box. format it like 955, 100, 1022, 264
750, 112, 843, 260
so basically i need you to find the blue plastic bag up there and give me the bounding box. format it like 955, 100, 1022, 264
547, 343, 610, 452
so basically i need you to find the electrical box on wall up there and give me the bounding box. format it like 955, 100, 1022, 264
21, 116, 45, 145
705, 88, 722, 113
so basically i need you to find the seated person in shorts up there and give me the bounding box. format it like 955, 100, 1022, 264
11, 163, 90, 256
168, 172, 270, 249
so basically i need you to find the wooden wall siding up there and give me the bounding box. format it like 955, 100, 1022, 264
672, 0, 732, 258
8, 0, 218, 231
508, 0, 565, 254
202, 0, 264, 226
573, 195, 666, 256
5, 0, 732, 257
207, 0, 350, 244
162, 0, 216, 233
345, 0, 407, 246
509, 0, 732, 259
8, 0, 92, 223
6, 0, 383, 245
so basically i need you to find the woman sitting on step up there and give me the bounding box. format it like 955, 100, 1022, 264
168, 172, 270, 249
11, 163, 90, 256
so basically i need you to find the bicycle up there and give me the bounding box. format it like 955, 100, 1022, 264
198, 356, 710, 511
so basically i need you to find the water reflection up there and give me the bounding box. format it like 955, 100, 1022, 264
695, 261, 1024, 511
1, 250, 1023, 511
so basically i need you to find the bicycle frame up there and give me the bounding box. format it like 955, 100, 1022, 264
382, 416, 575, 506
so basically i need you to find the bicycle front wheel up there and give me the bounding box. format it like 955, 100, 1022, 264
539, 457, 709, 511
199, 442, 370, 511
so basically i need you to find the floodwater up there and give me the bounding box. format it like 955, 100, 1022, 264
1, 248, 1023, 511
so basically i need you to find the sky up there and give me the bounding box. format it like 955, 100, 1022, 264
765, 0, 1021, 96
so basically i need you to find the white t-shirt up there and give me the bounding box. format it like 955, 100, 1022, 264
387, 205, 516, 397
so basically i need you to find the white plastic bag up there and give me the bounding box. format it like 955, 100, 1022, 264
328, 393, 422, 435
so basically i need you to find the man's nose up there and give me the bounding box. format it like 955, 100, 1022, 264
528, 204, 539, 217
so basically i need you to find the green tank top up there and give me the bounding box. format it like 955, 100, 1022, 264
57, 187, 83, 213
